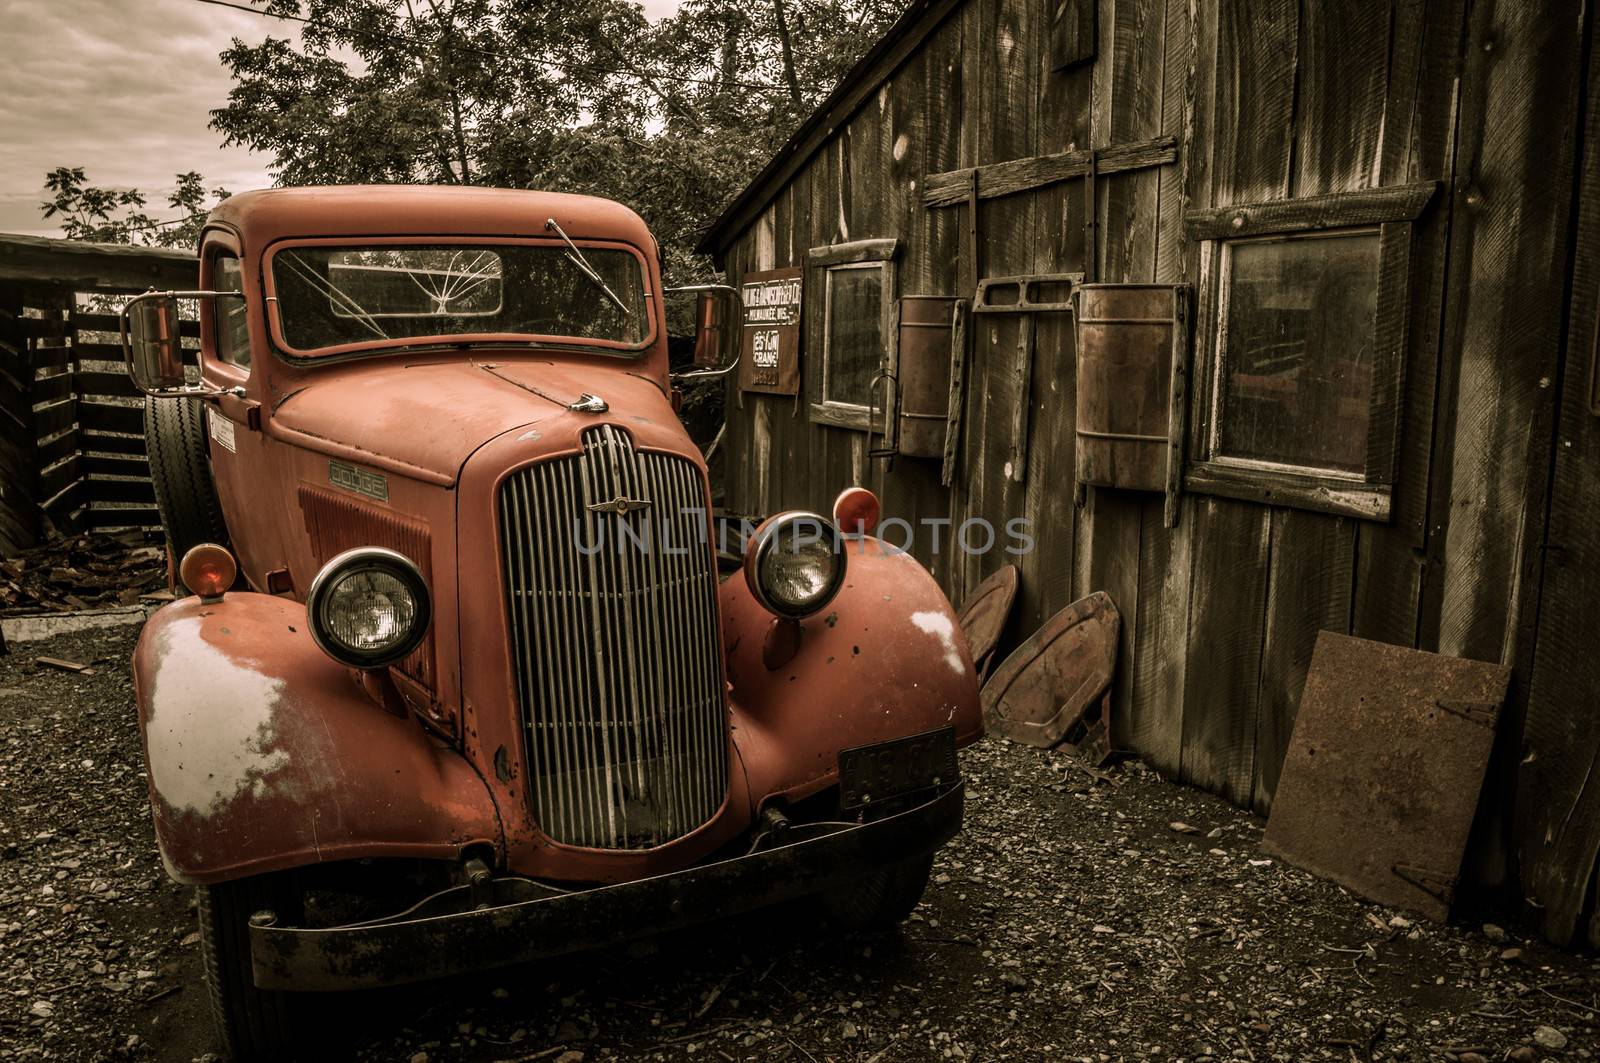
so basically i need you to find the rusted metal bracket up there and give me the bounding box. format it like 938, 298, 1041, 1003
1392, 863, 1458, 906
1434, 698, 1500, 729
866, 370, 899, 468
1009, 315, 1034, 483
940, 299, 970, 487
973, 273, 1081, 314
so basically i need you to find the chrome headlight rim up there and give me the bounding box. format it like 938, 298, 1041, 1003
744, 510, 848, 620
305, 546, 431, 669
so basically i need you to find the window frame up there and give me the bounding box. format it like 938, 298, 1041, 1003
806, 238, 898, 432
1182, 182, 1437, 522
210, 250, 252, 370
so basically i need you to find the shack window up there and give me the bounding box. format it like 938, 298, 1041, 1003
1183, 182, 1437, 522
823, 264, 885, 406
212, 253, 250, 369
806, 238, 897, 432
1212, 230, 1380, 476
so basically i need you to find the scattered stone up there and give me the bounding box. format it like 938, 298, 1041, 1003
1483, 923, 1508, 943
1534, 1025, 1569, 1050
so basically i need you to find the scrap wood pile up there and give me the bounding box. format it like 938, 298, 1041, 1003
0, 531, 168, 614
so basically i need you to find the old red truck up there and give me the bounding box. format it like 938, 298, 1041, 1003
118, 186, 982, 1059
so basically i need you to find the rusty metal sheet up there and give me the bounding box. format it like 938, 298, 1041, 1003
1262, 631, 1511, 922
981, 591, 1119, 750
956, 564, 1019, 680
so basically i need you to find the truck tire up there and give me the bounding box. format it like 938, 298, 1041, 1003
144, 396, 229, 578
818, 853, 935, 932
197, 874, 304, 1061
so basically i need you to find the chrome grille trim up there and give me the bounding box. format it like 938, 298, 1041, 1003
499, 425, 727, 849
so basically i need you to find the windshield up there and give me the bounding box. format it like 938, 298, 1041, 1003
270, 242, 650, 355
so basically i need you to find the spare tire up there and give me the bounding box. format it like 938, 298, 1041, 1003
144, 396, 230, 586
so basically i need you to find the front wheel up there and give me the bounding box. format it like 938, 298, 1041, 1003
818, 853, 935, 932
196, 874, 306, 1061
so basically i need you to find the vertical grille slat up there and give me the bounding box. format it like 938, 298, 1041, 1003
500, 427, 726, 850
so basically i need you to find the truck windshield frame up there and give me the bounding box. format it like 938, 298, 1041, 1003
262, 236, 656, 360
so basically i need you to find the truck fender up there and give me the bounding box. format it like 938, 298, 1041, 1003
721, 541, 983, 808
132, 593, 502, 885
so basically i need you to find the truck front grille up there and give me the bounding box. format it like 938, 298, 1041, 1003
498, 425, 727, 850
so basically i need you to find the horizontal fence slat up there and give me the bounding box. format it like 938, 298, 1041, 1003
79, 430, 147, 456
83, 477, 156, 504
30, 373, 74, 404
38, 455, 81, 499
33, 399, 76, 438
18, 317, 69, 339
36, 430, 80, 466
73, 341, 125, 361
76, 370, 139, 400
28, 344, 72, 369
86, 506, 162, 529
78, 400, 143, 435
40, 479, 82, 518
83, 454, 149, 478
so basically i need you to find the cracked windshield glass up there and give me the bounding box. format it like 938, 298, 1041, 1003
271, 243, 649, 353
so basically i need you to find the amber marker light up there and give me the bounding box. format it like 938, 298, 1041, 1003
179, 543, 237, 601
832, 486, 881, 537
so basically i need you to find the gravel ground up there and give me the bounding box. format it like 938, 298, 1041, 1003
3, 624, 1599, 1062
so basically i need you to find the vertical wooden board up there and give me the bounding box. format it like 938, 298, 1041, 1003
1099, 0, 1167, 281
1291, 0, 1389, 197
1430, 0, 1584, 665
1129, 492, 1190, 774
1348, 0, 1456, 650
1207, 0, 1299, 206
1517, 2, 1600, 947
1180, 496, 1270, 806
1081, 487, 1143, 746
1151, 0, 1198, 279
1252, 508, 1356, 814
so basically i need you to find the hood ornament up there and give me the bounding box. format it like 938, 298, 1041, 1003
569, 393, 608, 413
588, 495, 653, 516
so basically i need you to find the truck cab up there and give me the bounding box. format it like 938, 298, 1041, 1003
121, 186, 982, 1061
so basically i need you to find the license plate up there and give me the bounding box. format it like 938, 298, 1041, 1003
838, 726, 958, 812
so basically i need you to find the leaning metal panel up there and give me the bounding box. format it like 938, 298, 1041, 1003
499, 425, 726, 849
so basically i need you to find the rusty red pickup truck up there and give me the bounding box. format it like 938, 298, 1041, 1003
118, 186, 982, 1059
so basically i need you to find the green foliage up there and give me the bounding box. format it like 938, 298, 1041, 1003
207, 0, 907, 286
40, 166, 230, 249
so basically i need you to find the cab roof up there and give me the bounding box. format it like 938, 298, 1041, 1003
206, 185, 656, 252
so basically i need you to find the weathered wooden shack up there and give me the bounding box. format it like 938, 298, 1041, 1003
699, 0, 1600, 944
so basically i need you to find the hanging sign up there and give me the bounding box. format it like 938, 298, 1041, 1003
739, 267, 802, 395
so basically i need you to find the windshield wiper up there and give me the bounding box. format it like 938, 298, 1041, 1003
545, 218, 631, 317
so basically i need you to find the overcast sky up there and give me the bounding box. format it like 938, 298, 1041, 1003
0, 0, 682, 238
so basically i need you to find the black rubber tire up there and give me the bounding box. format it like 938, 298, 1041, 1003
818, 853, 935, 932
144, 395, 229, 582
197, 876, 306, 1061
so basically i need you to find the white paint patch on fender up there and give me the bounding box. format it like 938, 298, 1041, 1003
145, 616, 289, 817
911, 611, 966, 676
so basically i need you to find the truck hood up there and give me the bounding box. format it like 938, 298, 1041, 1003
268, 358, 679, 484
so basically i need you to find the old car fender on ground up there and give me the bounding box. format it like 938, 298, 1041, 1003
722, 540, 984, 809
132, 593, 503, 884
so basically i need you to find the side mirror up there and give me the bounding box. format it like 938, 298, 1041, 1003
123, 293, 187, 392
120, 290, 246, 398
665, 284, 741, 382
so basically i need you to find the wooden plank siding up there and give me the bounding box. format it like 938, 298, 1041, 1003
709, 0, 1592, 939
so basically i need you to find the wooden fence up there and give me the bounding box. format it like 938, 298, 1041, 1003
0, 235, 197, 554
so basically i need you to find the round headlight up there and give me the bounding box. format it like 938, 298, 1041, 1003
306, 547, 431, 669
744, 511, 847, 619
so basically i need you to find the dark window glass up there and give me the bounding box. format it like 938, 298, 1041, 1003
823, 265, 884, 407
213, 255, 250, 368
271, 244, 648, 354
1216, 231, 1381, 475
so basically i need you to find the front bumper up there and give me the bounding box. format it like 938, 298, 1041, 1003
249, 782, 963, 991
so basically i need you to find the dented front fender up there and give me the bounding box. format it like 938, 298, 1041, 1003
722, 541, 984, 808
132, 593, 502, 885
